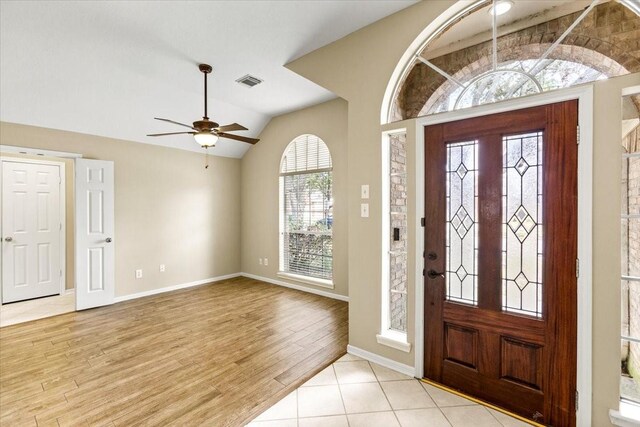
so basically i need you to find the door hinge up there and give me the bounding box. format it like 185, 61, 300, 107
576, 258, 580, 278
422, 268, 425, 276
575, 390, 579, 411
577, 125, 580, 145
59, 223, 62, 231
421, 218, 425, 227
60, 269, 63, 278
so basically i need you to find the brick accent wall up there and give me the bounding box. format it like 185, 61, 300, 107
394, 1, 640, 120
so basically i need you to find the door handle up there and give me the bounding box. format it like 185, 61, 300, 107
105, 237, 112, 243
4, 237, 12, 242
427, 269, 445, 279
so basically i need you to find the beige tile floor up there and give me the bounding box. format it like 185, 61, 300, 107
247, 354, 531, 427
0, 291, 75, 327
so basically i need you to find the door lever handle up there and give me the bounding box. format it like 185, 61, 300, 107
105, 237, 112, 243
427, 269, 445, 279
4, 237, 13, 242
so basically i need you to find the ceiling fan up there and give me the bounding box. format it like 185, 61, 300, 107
147, 63, 260, 149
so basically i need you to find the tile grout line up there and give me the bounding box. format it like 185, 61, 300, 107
371, 360, 403, 427
332, 362, 351, 427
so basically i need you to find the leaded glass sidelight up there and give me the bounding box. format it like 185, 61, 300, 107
446, 141, 478, 305
502, 132, 544, 317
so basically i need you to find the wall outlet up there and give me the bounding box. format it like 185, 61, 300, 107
361, 184, 370, 199
264, 258, 269, 266
259, 258, 263, 265
159, 264, 165, 272
361, 203, 369, 218
135, 269, 143, 279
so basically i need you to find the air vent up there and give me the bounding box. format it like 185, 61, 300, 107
236, 74, 263, 88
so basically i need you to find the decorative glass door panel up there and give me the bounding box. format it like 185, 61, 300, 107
424, 102, 578, 426
446, 141, 478, 305
502, 132, 544, 317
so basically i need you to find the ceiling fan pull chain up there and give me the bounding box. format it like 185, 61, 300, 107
205, 147, 209, 169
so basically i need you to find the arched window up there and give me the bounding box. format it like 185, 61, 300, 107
279, 134, 333, 285
386, 0, 639, 122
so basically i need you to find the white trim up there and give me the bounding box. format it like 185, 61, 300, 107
376, 333, 412, 353
0, 145, 83, 159
0, 157, 67, 300
113, 273, 241, 303
241, 272, 348, 302
610, 401, 640, 427
411, 84, 594, 426
347, 344, 416, 377
276, 271, 334, 289
623, 85, 640, 97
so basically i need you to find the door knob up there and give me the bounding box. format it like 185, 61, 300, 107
427, 269, 445, 279
105, 237, 112, 243
4, 237, 12, 242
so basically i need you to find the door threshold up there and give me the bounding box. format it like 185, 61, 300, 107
420, 378, 544, 427
2, 293, 61, 305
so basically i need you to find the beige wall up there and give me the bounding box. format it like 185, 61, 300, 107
0, 151, 75, 290
240, 98, 348, 298
286, 0, 640, 424
1, 122, 241, 298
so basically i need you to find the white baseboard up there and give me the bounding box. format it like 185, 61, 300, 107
347, 344, 416, 377
113, 273, 241, 303
240, 272, 349, 302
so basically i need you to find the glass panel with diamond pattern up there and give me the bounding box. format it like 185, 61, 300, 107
446, 140, 478, 305
502, 131, 544, 317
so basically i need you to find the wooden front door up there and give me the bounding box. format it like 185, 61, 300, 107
423, 101, 578, 426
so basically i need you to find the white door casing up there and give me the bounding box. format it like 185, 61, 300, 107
75, 159, 114, 310
1, 160, 63, 303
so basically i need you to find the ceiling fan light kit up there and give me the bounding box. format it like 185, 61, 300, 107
147, 63, 259, 159
194, 131, 219, 147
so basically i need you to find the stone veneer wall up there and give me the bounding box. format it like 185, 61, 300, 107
394, 1, 640, 120
623, 124, 640, 382
389, 134, 408, 332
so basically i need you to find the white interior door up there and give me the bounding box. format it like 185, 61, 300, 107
75, 159, 114, 310
2, 160, 62, 303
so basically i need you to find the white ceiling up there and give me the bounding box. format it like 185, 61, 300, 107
0, 1, 416, 158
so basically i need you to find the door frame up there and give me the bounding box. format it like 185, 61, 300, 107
412, 85, 593, 426
0, 157, 67, 301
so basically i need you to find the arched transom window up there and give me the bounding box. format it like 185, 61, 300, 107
279, 134, 333, 284
388, 0, 639, 122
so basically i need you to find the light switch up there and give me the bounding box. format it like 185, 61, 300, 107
361, 184, 370, 199
361, 203, 369, 218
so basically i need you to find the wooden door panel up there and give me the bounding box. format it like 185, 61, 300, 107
444, 323, 478, 369
500, 337, 543, 390
424, 101, 578, 426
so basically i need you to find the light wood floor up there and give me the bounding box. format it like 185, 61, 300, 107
0, 277, 348, 426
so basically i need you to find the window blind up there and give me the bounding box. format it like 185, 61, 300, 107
280, 135, 333, 281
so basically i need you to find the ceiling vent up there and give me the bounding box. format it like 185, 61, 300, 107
236, 74, 263, 88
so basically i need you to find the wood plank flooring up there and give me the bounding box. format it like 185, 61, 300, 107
0, 277, 348, 426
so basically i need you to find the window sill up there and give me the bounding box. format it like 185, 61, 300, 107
276, 272, 334, 289
376, 331, 412, 353
610, 401, 640, 426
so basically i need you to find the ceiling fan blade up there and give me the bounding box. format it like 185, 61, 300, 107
217, 132, 260, 144
154, 117, 196, 130
147, 131, 196, 137
215, 123, 248, 132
